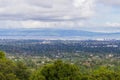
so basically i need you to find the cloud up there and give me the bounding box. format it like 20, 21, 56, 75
0, 0, 95, 21
0, 0, 119, 33
0, 20, 86, 29
105, 22, 120, 27
98, 0, 120, 6
0, 0, 97, 30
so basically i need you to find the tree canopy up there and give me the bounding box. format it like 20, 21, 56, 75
0, 51, 120, 80
0, 51, 31, 80
30, 60, 81, 80
0, 51, 6, 59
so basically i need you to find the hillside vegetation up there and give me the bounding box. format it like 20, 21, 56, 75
0, 51, 120, 80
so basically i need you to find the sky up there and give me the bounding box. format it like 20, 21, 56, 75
0, 0, 120, 32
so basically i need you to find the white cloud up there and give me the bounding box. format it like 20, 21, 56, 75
0, 0, 95, 21
105, 22, 120, 27
0, 20, 86, 29
0, 0, 119, 33
98, 0, 120, 6
0, 0, 96, 29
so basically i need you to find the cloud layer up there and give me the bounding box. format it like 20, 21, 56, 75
0, 0, 119, 32
99, 0, 120, 6
0, 0, 95, 21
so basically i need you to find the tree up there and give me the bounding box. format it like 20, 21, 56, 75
0, 73, 5, 80
0, 51, 31, 80
0, 51, 6, 59
0, 57, 19, 80
15, 61, 31, 80
92, 66, 116, 80
30, 60, 81, 80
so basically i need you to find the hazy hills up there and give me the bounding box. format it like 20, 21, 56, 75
0, 29, 120, 40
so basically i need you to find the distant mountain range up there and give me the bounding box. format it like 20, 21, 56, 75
0, 29, 120, 40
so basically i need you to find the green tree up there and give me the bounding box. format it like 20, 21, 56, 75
15, 61, 31, 80
0, 58, 19, 80
0, 73, 5, 80
0, 51, 6, 59
30, 60, 81, 80
5, 73, 19, 80
92, 66, 116, 80
0, 51, 31, 80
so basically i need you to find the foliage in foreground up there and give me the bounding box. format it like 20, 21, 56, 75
0, 51, 120, 80
30, 60, 120, 80
30, 60, 81, 80
0, 51, 31, 80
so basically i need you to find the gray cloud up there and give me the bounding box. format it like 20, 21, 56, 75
0, 0, 119, 33
0, 0, 95, 21
98, 0, 120, 6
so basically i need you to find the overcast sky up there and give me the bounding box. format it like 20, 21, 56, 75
0, 0, 120, 32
